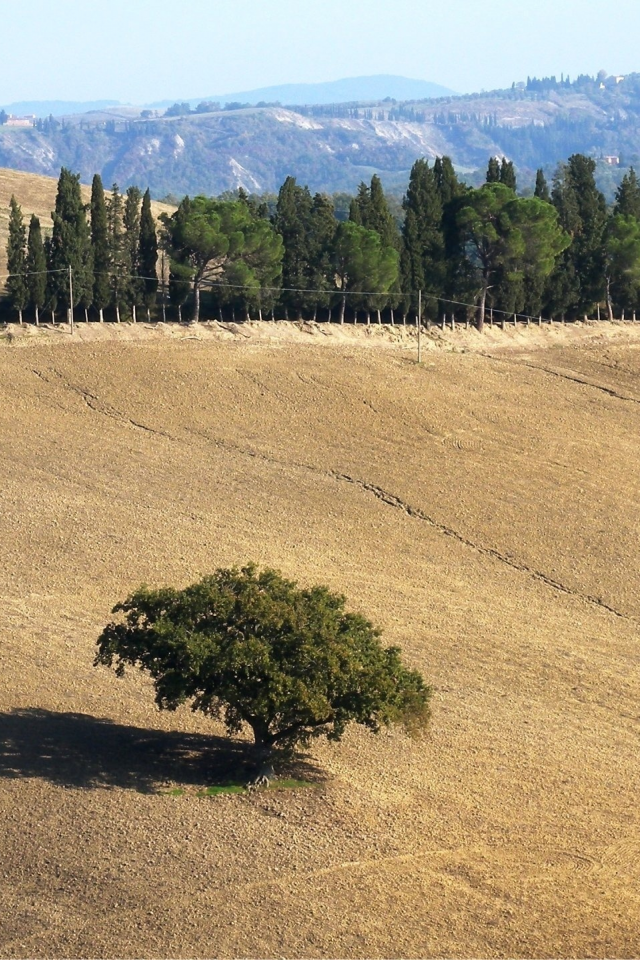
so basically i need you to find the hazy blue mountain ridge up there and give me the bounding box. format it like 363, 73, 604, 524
1, 73, 639, 201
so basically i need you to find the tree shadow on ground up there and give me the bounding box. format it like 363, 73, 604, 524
0, 708, 321, 793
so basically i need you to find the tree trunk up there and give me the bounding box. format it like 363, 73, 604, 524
35, 306, 39, 326
606, 279, 614, 322
245, 305, 251, 322
116, 304, 121, 323
147, 307, 152, 322
390, 308, 395, 325
376, 309, 382, 324
218, 306, 224, 323
366, 310, 370, 325
477, 285, 488, 333
99, 307, 104, 323
51, 309, 55, 325
18, 308, 23, 325
84, 308, 89, 323
340, 293, 346, 324
162, 301, 166, 323
284, 307, 289, 321
402, 312, 406, 326
132, 304, 137, 323
177, 304, 182, 323
313, 304, 317, 322
258, 307, 263, 322
193, 284, 200, 323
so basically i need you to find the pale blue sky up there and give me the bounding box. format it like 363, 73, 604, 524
1, 0, 638, 104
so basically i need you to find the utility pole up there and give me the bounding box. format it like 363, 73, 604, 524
417, 290, 422, 364
68, 266, 74, 335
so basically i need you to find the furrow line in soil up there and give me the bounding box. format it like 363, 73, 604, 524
332, 472, 635, 623
480, 354, 640, 405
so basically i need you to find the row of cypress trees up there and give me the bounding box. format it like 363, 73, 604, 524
6, 155, 640, 324
6, 169, 158, 324
271, 154, 640, 323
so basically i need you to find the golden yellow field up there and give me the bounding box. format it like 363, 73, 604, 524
0, 319, 639, 958
0, 167, 173, 281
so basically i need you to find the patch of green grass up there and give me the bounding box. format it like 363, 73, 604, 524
271, 778, 315, 790
196, 784, 245, 797
158, 778, 316, 798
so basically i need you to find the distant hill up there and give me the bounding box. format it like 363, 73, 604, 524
1, 73, 639, 200
149, 75, 457, 109
0, 100, 121, 118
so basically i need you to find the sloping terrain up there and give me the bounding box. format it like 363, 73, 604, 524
0, 323, 639, 958
0, 167, 174, 279
2, 75, 640, 197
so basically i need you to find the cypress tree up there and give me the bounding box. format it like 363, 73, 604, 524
6, 196, 28, 324
308, 193, 337, 318
614, 168, 640, 219
486, 157, 501, 183
47, 168, 93, 321
349, 182, 370, 226
139, 189, 158, 318
273, 176, 314, 318
500, 159, 517, 191
435, 156, 470, 309
551, 154, 607, 315
26, 215, 47, 325
534, 169, 550, 202
124, 186, 142, 318
400, 159, 445, 318
107, 184, 126, 321
365, 175, 400, 249
91, 174, 110, 322
434, 156, 464, 206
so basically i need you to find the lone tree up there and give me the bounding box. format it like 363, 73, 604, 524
95, 565, 431, 771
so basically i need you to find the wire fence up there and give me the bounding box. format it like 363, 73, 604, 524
0, 266, 628, 327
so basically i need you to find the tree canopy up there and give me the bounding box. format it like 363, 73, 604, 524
161, 196, 284, 322
95, 565, 432, 761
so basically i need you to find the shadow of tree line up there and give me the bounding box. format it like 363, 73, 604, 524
0, 708, 319, 793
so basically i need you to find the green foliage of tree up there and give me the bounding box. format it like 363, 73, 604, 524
603, 214, 640, 319
486, 157, 501, 183
332, 220, 399, 322
457, 183, 569, 329
273, 176, 314, 317
350, 176, 399, 250
500, 159, 517, 191
161, 196, 283, 322
139, 189, 158, 313
90, 174, 110, 321
534, 169, 550, 202
107, 184, 126, 320
26, 215, 47, 324
47, 168, 93, 315
124, 186, 142, 311
550, 154, 607, 315
614, 168, 640, 219
6, 196, 28, 322
95, 565, 432, 761
400, 159, 445, 317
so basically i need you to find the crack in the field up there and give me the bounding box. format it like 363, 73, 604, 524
32, 368, 635, 622
35, 368, 174, 439
480, 354, 640, 405
331, 472, 634, 622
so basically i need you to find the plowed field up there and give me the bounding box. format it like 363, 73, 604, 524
1, 320, 639, 958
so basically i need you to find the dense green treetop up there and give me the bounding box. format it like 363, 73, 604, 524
6, 196, 28, 320
95, 565, 432, 758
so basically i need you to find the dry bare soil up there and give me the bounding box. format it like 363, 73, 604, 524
0, 320, 639, 958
